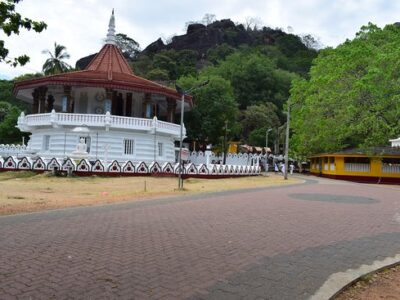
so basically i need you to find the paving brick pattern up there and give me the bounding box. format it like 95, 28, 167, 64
1, 177, 400, 299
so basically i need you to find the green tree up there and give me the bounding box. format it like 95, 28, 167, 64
290, 23, 400, 158
152, 51, 177, 80
131, 54, 152, 76
0, 104, 23, 143
13, 72, 43, 81
0, 79, 28, 109
42, 42, 71, 75
177, 75, 238, 144
116, 33, 140, 59
176, 49, 198, 77
207, 48, 298, 110
0, 0, 47, 66
207, 43, 235, 64
0, 101, 11, 121
241, 103, 281, 144
146, 68, 169, 81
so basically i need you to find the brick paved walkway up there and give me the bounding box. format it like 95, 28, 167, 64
1, 176, 400, 299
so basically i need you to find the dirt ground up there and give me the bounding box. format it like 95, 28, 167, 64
0, 171, 298, 215
335, 264, 400, 299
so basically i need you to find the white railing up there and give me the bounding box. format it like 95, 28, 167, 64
382, 164, 400, 174
344, 163, 370, 172
18, 111, 183, 136
188, 151, 263, 166
0, 144, 30, 157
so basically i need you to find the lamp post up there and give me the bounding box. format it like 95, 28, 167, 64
153, 116, 157, 162
222, 120, 228, 165
265, 128, 272, 151
284, 98, 291, 180
175, 80, 209, 190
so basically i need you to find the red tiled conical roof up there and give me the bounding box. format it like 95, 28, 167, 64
13, 12, 192, 105
85, 44, 133, 78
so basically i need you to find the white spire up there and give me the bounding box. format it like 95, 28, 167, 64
105, 9, 116, 45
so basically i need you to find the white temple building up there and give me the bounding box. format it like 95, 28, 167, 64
14, 11, 191, 163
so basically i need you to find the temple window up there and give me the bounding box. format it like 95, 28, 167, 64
158, 142, 163, 157
104, 99, 112, 113
344, 157, 370, 172
124, 139, 134, 155
145, 103, 157, 118
61, 96, 68, 112
382, 158, 400, 174
43, 135, 50, 151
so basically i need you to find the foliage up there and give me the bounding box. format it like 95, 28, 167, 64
133, 49, 198, 80
116, 33, 140, 59
0, 79, 28, 109
0, 101, 11, 121
0, 0, 47, 66
131, 54, 152, 76
241, 103, 281, 144
13, 72, 43, 81
290, 23, 400, 158
184, 13, 217, 31
244, 17, 263, 31
0, 104, 23, 143
42, 42, 71, 75
206, 48, 299, 110
201, 14, 217, 26
300, 34, 322, 50
0, 77, 35, 144
207, 43, 235, 64
274, 34, 317, 76
177, 75, 238, 144
249, 128, 270, 146
146, 68, 169, 81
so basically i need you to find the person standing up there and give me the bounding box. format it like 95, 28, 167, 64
274, 163, 279, 174
281, 163, 285, 176
289, 163, 294, 175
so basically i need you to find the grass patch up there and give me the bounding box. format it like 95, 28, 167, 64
0, 171, 39, 180
7, 196, 25, 200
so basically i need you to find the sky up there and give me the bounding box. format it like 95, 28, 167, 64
1, 0, 399, 79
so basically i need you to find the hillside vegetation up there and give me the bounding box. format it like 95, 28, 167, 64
130, 19, 317, 150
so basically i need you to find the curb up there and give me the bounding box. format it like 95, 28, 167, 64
309, 254, 400, 300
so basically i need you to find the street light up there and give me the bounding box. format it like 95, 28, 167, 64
175, 80, 209, 189
284, 98, 291, 180
222, 120, 229, 165
265, 128, 272, 150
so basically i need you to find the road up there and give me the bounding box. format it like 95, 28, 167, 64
1, 176, 400, 299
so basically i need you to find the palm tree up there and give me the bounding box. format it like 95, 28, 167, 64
42, 42, 71, 75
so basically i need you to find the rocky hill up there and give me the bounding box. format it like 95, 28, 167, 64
76, 18, 310, 70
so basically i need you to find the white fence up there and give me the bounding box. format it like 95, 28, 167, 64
0, 156, 261, 177
0, 144, 30, 157
188, 151, 267, 166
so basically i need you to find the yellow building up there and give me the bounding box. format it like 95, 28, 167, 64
310, 147, 400, 184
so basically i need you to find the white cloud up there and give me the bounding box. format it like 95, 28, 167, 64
0, 0, 398, 79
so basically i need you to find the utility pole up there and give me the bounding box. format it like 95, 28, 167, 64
284, 98, 290, 180
223, 120, 228, 165
176, 80, 209, 190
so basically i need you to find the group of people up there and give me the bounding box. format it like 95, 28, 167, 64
272, 162, 294, 175
261, 157, 295, 175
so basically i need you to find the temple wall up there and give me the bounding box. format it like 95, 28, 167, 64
26, 127, 175, 163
